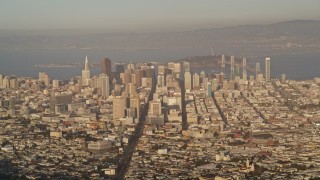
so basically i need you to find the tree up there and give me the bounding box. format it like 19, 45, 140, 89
213, 132, 219, 138
1, 139, 11, 147
243, 131, 251, 139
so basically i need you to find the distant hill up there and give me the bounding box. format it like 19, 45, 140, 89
173, 55, 244, 69
176, 55, 220, 68
0, 20, 320, 53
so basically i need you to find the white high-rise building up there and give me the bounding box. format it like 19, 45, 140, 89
183, 61, 190, 72
158, 65, 166, 75
125, 83, 136, 97
38, 72, 50, 86
127, 62, 135, 71
173, 63, 181, 74
53, 80, 59, 89
281, 74, 286, 83
2, 76, 9, 88
184, 71, 192, 91
0, 74, 3, 88
167, 62, 175, 72
193, 73, 200, 89
265, 57, 271, 82
113, 95, 126, 119
203, 78, 208, 90
221, 54, 225, 68
149, 101, 162, 116
157, 75, 165, 87
200, 71, 206, 79
9, 77, 19, 90
98, 74, 109, 99
82, 56, 91, 86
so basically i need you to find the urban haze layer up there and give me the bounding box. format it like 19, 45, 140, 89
1, 54, 320, 180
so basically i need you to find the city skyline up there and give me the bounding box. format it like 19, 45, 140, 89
2, 56, 320, 179
1, 1, 320, 179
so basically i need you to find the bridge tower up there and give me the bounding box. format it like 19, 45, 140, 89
230, 55, 235, 80
242, 58, 247, 81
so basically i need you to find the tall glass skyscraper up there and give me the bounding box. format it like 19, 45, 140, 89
101, 58, 111, 76
265, 57, 271, 82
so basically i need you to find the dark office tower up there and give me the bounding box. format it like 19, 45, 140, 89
133, 69, 143, 87
101, 58, 111, 76
115, 64, 125, 81
145, 68, 155, 78
49, 94, 72, 113
116, 64, 125, 74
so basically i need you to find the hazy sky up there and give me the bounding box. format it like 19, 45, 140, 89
1, 0, 320, 32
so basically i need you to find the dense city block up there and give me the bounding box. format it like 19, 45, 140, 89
1, 56, 320, 179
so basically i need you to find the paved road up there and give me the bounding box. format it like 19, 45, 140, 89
114, 84, 155, 180
180, 78, 188, 130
